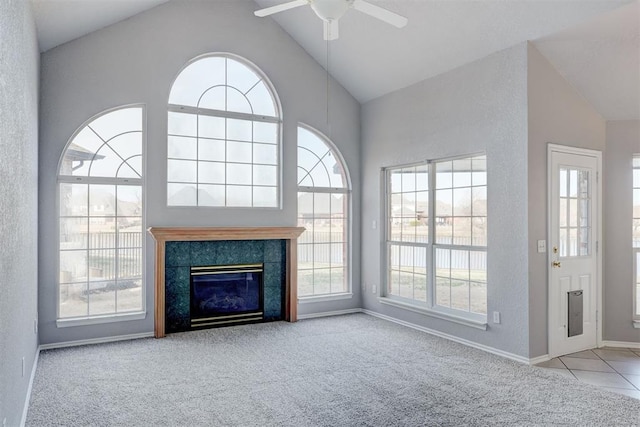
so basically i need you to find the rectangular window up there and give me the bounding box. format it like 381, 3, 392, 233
386, 154, 487, 320
297, 191, 349, 297
388, 164, 429, 302
167, 112, 280, 208
59, 182, 143, 319
633, 156, 640, 319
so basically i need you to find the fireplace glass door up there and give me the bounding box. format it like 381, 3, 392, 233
190, 263, 264, 328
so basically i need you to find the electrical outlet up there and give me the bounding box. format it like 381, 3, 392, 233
372, 284, 377, 294
493, 311, 501, 324
22, 357, 25, 377
34, 319, 38, 334
372, 220, 377, 229
537, 240, 546, 253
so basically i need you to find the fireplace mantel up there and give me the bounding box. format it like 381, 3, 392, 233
148, 226, 305, 338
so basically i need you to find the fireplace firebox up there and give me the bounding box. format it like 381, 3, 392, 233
190, 263, 264, 329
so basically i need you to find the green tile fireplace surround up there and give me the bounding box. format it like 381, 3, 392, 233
148, 227, 305, 338
165, 240, 285, 333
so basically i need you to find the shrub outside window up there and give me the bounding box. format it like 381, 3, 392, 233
58, 106, 144, 321
167, 54, 281, 207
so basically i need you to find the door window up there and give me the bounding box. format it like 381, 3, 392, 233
558, 167, 591, 258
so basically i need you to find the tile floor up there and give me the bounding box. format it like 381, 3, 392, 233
535, 347, 640, 399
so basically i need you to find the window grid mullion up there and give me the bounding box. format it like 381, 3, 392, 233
224, 117, 228, 206
251, 117, 254, 206
168, 104, 280, 123
329, 191, 333, 293
114, 185, 119, 313
85, 184, 91, 317
196, 114, 200, 207
428, 162, 436, 307
448, 248, 452, 309
467, 251, 471, 312
577, 174, 583, 254
311, 192, 316, 295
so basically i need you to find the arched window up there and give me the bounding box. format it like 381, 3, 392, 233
167, 53, 282, 207
297, 125, 351, 297
58, 106, 144, 322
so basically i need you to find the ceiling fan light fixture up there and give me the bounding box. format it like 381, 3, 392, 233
310, 0, 352, 22
254, 0, 408, 41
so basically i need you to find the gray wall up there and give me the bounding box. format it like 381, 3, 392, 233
38, 0, 361, 345
527, 44, 607, 357
604, 120, 640, 342
361, 44, 531, 357
0, 0, 39, 424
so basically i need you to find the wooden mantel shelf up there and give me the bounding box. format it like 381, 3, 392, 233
148, 226, 305, 338
148, 226, 305, 242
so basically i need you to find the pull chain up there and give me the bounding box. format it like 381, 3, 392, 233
326, 29, 330, 130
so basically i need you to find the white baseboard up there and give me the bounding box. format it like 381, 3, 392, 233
528, 354, 550, 365
602, 340, 640, 349
361, 309, 531, 364
20, 346, 40, 427
297, 308, 363, 320
22, 333, 153, 425
39, 332, 154, 351
526, 342, 640, 365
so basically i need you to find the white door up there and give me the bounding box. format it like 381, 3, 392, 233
548, 145, 601, 358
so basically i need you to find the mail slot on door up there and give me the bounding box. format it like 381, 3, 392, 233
567, 290, 583, 337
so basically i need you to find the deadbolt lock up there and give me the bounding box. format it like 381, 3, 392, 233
553, 246, 558, 254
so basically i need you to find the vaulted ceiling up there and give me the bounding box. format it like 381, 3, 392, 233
30, 0, 639, 120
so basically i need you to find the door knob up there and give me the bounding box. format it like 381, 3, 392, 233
552, 261, 562, 268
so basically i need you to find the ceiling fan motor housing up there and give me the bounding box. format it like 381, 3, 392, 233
310, 0, 353, 22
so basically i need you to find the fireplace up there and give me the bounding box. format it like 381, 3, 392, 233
148, 227, 305, 338
190, 263, 264, 328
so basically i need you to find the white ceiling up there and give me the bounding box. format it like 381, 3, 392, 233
30, 0, 639, 120
30, 0, 170, 52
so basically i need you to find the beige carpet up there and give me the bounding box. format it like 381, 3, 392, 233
27, 314, 640, 426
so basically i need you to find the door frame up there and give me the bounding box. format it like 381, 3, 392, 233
547, 143, 603, 358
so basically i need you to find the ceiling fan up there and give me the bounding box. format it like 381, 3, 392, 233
254, 0, 408, 40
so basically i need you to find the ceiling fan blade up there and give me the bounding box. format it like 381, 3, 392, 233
254, 0, 308, 17
352, 0, 408, 28
323, 20, 339, 41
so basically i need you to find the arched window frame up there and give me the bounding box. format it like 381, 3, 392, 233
56, 105, 146, 326
167, 53, 283, 208
297, 123, 352, 300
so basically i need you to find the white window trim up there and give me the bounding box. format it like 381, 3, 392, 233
378, 297, 487, 330
383, 153, 488, 325
56, 311, 146, 328
634, 155, 640, 325
298, 293, 353, 304
56, 105, 147, 326
634, 247, 640, 328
